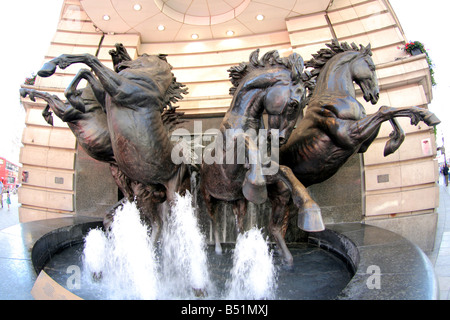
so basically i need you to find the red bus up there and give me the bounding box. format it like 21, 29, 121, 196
0, 157, 19, 191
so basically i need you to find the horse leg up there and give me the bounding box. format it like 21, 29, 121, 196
201, 185, 222, 254
272, 165, 324, 232
19, 88, 79, 124
39, 53, 125, 99
103, 197, 127, 232
65, 69, 106, 112
383, 118, 405, 156
232, 199, 247, 234
130, 181, 164, 245
316, 105, 439, 152
357, 118, 405, 156
238, 133, 267, 205
150, 203, 164, 245
355, 105, 439, 133
267, 181, 293, 267
358, 126, 380, 154
109, 163, 134, 201
352, 106, 439, 155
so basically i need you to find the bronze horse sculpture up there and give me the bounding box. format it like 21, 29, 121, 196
200, 49, 323, 265
267, 41, 440, 257
25, 40, 440, 272
281, 41, 440, 186
37, 45, 189, 206
24, 44, 185, 241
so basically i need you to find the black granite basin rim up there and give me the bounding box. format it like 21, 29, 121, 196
31, 220, 103, 275
309, 223, 439, 300
306, 227, 360, 275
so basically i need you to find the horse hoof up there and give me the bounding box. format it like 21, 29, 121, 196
242, 181, 267, 204
38, 61, 57, 77
423, 113, 441, 126
298, 204, 325, 232
19, 88, 36, 101
383, 136, 404, 157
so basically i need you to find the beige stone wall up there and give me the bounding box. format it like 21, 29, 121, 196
18, 0, 439, 250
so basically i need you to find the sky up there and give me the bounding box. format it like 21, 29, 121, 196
0, 0, 449, 165
0, 0, 64, 165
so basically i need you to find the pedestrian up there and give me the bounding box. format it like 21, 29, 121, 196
6, 191, 11, 210
443, 163, 449, 187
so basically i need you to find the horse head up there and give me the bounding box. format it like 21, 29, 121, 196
116, 53, 188, 111
350, 44, 379, 105
306, 41, 379, 106
228, 50, 307, 145
265, 82, 306, 145
265, 52, 307, 145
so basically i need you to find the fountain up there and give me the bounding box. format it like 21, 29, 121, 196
23, 40, 440, 300
39, 194, 353, 300
79, 193, 280, 300
225, 227, 277, 300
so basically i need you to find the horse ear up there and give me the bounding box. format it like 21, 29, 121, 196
362, 43, 372, 56
249, 49, 260, 66
288, 52, 304, 84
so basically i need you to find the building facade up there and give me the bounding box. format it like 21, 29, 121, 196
18, 0, 438, 252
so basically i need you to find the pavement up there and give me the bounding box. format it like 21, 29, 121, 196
431, 178, 450, 300
1, 185, 449, 300
0, 192, 19, 231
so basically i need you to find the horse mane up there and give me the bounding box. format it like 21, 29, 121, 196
161, 106, 186, 132
228, 49, 305, 96
305, 40, 372, 78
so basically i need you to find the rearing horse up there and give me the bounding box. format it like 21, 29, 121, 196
200, 49, 322, 260
273, 41, 440, 238
23, 44, 187, 240
281, 41, 440, 186
38, 50, 189, 203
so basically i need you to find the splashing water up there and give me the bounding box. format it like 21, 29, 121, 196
82, 192, 277, 299
82, 191, 212, 299
160, 191, 212, 298
83, 201, 158, 299
226, 228, 277, 300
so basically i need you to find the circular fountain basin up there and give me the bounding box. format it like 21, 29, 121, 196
29, 219, 438, 300
41, 242, 352, 300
